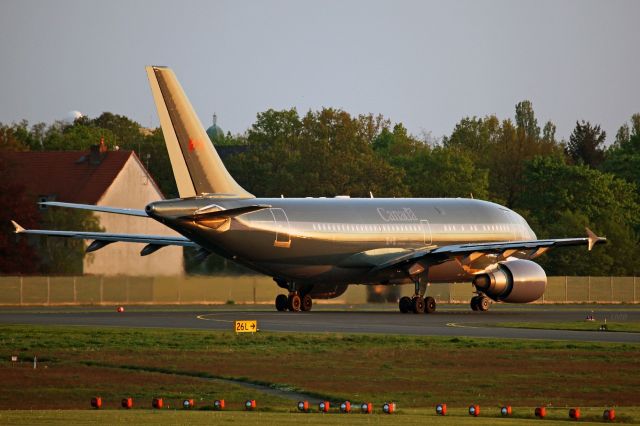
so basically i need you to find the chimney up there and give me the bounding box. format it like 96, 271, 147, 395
89, 137, 108, 165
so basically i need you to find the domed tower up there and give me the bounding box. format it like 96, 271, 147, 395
206, 113, 224, 144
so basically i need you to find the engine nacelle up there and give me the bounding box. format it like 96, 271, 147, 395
472, 259, 546, 303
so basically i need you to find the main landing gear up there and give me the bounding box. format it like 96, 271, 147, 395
275, 292, 313, 312
470, 294, 491, 312
399, 275, 437, 314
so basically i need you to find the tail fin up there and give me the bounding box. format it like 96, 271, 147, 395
145, 66, 253, 199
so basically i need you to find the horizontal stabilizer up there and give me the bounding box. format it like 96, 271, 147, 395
40, 201, 148, 217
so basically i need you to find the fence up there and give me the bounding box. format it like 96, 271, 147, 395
0, 275, 637, 306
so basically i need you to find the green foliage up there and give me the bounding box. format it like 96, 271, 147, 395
566, 120, 606, 167
227, 108, 408, 197
518, 156, 640, 275
35, 208, 103, 274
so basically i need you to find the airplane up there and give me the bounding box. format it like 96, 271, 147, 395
11, 66, 606, 314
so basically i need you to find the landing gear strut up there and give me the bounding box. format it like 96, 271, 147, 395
398, 273, 437, 314
470, 295, 491, 312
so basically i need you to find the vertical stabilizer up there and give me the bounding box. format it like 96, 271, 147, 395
145, 66, 254, 199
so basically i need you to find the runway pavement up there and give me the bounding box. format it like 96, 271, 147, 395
0, 304, 638, 343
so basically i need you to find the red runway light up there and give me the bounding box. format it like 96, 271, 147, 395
436, 403, 447, 415
297, 400, 309, 412
182, 399, 194, 409
603, 409, 615, 421
340, 401, 351, 413
90, 397, 102, 409
245, 399, 256, 410
501, 406, 512, 416
121, 397, 133, 409
535, 407, 546, 418
361, 402, 372, 414
152, 397, 163, 409
569, 408, 581, 420
319, 401, 330, 413
213, 399, 225, 410
382, 402, 396, 414
117, 306, 124, 313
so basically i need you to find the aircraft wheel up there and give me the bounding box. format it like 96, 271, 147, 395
470, 296, 479, 311
412, 296, 425, 314
301, 294, 313, 312
478, 296, 491, 312
424, 296, 436, 313
288, 293, 302, 312
399, 296, 412, 313
275, 294, 288, 311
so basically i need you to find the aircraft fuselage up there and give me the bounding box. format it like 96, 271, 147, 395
147, 196, 536, 286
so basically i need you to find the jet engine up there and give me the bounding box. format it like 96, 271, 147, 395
472, 259, 546, 303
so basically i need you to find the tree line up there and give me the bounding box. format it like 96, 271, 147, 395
1, 104, 639, 276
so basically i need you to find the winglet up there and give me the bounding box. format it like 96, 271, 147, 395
11, 220, 25, 233
586, 227, 605, 251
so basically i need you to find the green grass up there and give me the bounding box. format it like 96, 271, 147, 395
0, 408, 635, 425
492, 321, 640, 333
0, 324, 638, 417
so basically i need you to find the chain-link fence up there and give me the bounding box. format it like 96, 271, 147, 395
0, 275, 637, 305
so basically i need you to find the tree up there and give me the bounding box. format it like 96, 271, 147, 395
518, 156, 640, 275
565, 120, 606, 167
515, 100, 540, 140
602, 113, 640, 195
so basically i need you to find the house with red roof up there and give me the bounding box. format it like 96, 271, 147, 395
5, 144, 183, 276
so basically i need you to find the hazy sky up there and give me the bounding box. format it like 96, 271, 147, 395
1, 0, 638, 141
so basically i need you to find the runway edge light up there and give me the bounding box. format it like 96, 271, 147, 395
183, 399, 194, 409
501, 406, 512, 416
361, 402, 372, 414
297, 400, 309, 412
90, 397, 102, 409
535, 407, 546, 418
382, 402, 396, 414
213, 399, 225, 410
340, 401, 351, 413
603, 409, 615, 421
469, 404, 480, 417
319, 401, 330, 413
152, 397, 163, 409
436, 403, 447, 415
245, 399, 256, 410
569, 408, 581, 420
121, 397, 133, 409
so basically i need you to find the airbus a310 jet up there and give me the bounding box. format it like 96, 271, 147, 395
12, 66, 606, 314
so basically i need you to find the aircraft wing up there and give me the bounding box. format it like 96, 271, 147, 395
11, 221, 198, 256
371, 228, 606, 273
40, 201, 148, 217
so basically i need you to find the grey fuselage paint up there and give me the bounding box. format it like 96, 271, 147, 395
146, 196, 536, 287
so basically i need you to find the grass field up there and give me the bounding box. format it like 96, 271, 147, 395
492, 321, 640, 333
0, 324, 638, 422
0, 407, 636, 425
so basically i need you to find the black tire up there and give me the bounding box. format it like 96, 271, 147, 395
399, 296, 411, 313
470, 296, 479, 311
412, 296, 425, 314
478, 296, 491, 312
424, 296, 436, 313
301, 294, 313, 311
288, 294, 301, 312
275, 294, 288, 311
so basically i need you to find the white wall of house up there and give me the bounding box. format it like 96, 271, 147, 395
83, 155, 184, 276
